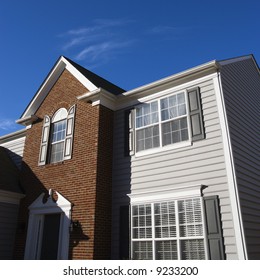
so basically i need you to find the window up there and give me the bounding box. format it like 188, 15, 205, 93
127, 87, 204, 155
49, 119, 67, 163
131, 198, 206, 260
39, 105, 76, 165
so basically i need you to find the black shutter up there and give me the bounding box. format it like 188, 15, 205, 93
119, 205, 130, 259
203, 196, 225, 260
187, 87, 205, 141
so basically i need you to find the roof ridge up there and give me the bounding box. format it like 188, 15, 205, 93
63, 56, 126, 95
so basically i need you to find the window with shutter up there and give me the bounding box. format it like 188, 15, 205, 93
131, 89, 205, 155
38, 105, 76, 165
131, 198, 206, 260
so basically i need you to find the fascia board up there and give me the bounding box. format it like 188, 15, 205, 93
122, 60, 219, 98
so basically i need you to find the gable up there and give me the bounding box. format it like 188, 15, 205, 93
17, 56, 125, 126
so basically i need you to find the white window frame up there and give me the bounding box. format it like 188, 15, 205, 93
128, 184, 209, 260
134, 90, 192, 157
38, 105, 76, 165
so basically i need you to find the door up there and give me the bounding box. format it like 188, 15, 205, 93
39, 213, 61, 260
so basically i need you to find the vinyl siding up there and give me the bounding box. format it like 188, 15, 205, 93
112, 78, 238, 259
0, 202, 19, 259
0, 134, 25, 168
220, 58, 260, 259
111, 110, 131, 259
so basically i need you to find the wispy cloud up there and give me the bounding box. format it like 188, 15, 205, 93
0, 118, 17, 132
59, 18, 135, 68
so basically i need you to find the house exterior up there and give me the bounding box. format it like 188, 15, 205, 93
0, 54, 259, 260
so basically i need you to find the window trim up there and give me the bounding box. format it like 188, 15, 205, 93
134, 90, 192, 156
49, 118, 67, 164
38, 105, 76, 166
131, 197, 208, 260
128, 184, 209, 260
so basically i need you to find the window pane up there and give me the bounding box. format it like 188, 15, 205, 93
181, 239, 205, 260
160, 92, 186, 121
132, 204, 152, 239
178, 198, 203, 237
132, 241, 153, 260
136, 125, 160, 152
154, 202, 176, 238
135, 102, 158, 129
156, 240, 178, 260
50, 142, 64, 163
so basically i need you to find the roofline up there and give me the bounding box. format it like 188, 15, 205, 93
0, 128, 27, 144
20, 56, 98, 120
121, 60, 220, 97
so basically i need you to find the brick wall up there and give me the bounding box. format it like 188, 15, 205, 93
14, 69, 114, 259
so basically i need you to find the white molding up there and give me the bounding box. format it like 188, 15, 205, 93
63, 57, 98, 92
21, 56, 98, 120
128, 184, 206, 204
77, 87, 117, 111
0, 189, 25, 204
122, 60, 219, 98
0, 129, 26, 144
24, 189, 72, 260
213, 73, 248, 260
115, 73, 219, 110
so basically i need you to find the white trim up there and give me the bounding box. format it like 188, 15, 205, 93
0, 189, 25, 204
24, 189, 72, 260
21, 56, 98, 119
52, 108, 68, 123
0, 129, 26, 144
122, 61, 219, 97
213, 73, 247, 260
128, 184, 205, 204
64, 57, 97, 91
116, 73, 219, 111
77, 87, 117, 111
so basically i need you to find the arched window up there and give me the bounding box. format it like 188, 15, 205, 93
39, 105, 76, 165
50, 108, 68, 163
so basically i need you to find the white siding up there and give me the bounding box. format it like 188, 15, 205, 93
220, 58, 260, 259
0, 131, 25, 168
112, 78, 239, 259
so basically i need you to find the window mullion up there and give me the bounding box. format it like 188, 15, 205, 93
175, 200, 181, 260
151, 203, 156, 260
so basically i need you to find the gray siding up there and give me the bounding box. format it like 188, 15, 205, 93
111, 109, 131, 259
220, 58, 260, 259
112, 78, 239, 259
0, 202, 19, 259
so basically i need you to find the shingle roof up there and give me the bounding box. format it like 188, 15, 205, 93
0, 147, 23, 194
64, 57, 126, 95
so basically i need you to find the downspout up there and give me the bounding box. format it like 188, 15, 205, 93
214, 70, 248, 259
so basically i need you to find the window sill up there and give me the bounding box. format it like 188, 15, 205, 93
134, 140, 192, 158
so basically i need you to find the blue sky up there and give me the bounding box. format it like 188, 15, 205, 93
0, 0, 259, 136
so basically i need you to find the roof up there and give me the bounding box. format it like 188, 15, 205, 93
18, 56, 125, 124
64, 57, 125, 95
0, 147, 23, 194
